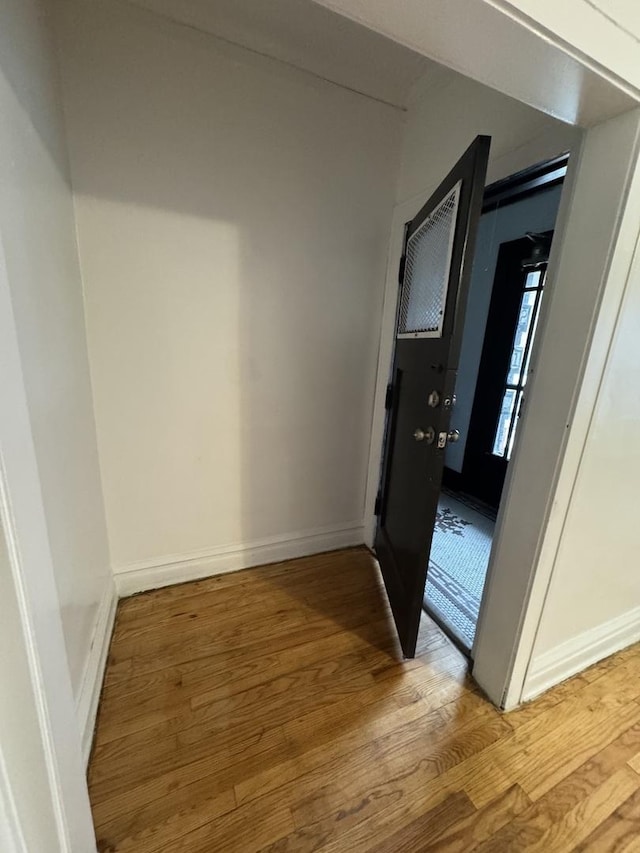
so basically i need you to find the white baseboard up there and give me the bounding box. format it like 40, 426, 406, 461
75, 579, 117, 766
522, 605, 640, 702
113, 522, 365, 597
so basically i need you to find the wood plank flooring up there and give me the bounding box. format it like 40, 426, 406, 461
89, 547, 640, 852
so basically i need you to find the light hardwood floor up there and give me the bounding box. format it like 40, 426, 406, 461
89, 547, 640, 852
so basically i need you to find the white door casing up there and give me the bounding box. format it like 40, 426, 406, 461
0, 237, 97, 850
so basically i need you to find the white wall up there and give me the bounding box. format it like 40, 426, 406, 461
447, 184, 564, 472
526, 244, 640, 677
0, 0, 112, 698
521, 117, 640, 697
55, 0, 403, 587
398, 73, 579, 204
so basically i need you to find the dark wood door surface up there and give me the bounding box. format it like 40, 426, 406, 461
375, 136, 490, 658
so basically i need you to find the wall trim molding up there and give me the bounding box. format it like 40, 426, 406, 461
75, 579, 117, 766
522, 605, 640, 702
485, 0, 640, 101
0, 748, 26, 853
113, 522, 365, 597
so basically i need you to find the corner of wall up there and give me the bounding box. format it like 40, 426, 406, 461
522, 606, 640, 702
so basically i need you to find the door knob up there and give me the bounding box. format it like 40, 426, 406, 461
447, 429, 460, 443
414, 426, 435, 444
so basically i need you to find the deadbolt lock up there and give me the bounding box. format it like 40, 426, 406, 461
427, 390, 440, 408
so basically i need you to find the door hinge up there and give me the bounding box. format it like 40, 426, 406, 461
374, 491, 382, 516
398, 254, 406, 286
384, 383, 394, 410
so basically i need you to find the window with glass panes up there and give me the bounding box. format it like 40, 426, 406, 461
492, 267, 546, 459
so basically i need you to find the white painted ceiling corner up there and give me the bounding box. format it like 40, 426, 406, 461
120, 0, 445, 109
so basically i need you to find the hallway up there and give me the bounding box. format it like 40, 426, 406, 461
424, 492, 495, 651
90, 549, 640, 851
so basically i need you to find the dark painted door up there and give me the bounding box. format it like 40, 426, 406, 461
375, 136, 490, 658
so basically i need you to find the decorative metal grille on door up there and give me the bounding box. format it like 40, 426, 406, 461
398, 182, 461, 338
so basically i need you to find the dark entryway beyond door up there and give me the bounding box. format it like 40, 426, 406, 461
461, 232, 552, 508
428, 158, 567, 654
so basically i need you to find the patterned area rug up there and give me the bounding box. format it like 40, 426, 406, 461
423, 493, 495, 651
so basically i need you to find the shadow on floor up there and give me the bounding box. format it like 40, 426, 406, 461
262, 546, 401, 658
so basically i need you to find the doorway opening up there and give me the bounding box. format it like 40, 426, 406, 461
423, 155, 568, 654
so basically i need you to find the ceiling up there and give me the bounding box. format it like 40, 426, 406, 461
310, 0, 638, 127
125, 0, 441, 109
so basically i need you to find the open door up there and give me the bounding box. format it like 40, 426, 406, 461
375, 136, 491, 658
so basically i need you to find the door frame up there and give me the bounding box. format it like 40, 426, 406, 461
365, 108, 640, 708
0, 239, 97, 850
